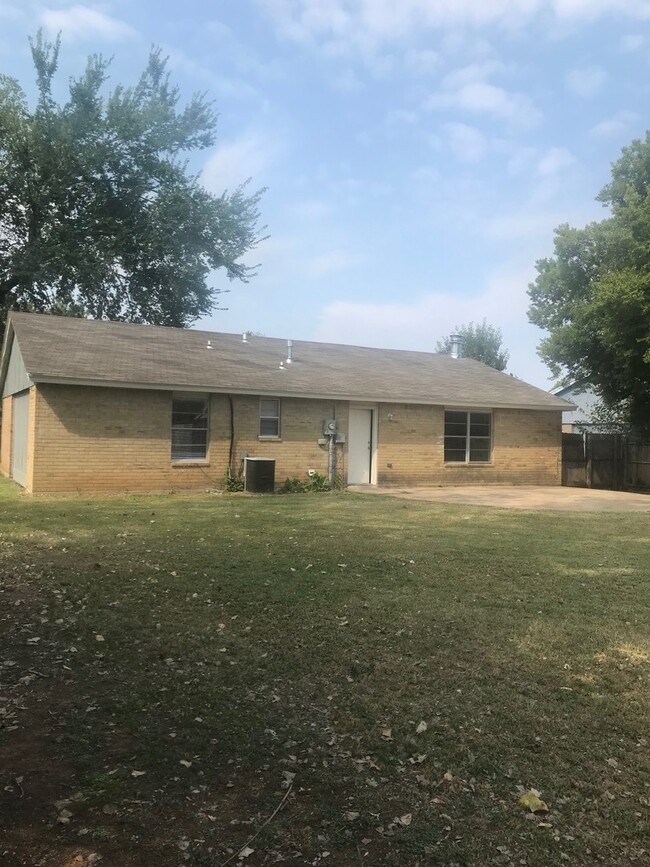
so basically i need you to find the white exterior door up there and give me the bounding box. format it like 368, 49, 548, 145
11, 390, 29, 488
348, 407, 373, 484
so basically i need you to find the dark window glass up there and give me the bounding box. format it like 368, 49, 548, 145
259, 417, 279, 437
470, 414, 491, 437
444, 448, 468, 463
172, 397, 209, 461
444, 411, 492, 462
259, 399, 280, 437
444, 411, 466, 435
469, 442, 491, 462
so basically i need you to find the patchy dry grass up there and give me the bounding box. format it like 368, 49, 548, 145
0, 478, 648, 867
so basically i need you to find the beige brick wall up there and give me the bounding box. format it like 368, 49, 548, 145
229, 396, 348, 485
30, 385, 347, 493
376, 404, 561, 486
27, 384, 560, 493
32, 385, 224, 493
0, 395, 12, 477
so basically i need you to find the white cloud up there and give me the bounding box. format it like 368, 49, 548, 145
553, 0, 650, 21
314, 265, 554, 387
461, 83, 537, 125
202, 132, 283, 192
443, 122, 487, 163
257, 1, 650, 56
565, 65, 607, 98
536, 146, 576, 176
590, 110, 640, 139
619, 33, 647, 51
206, 19, 285, 83
166, 48, 261, 102
386, 108, 419, 126
40, 5, 136, 41
524, 148, 580, 207
404, 47, 440, 75
424, 61, 540, 128
331, 69, 366, 93
439, 61, 507, 90
427, 78, 540, 129
506, 146, 538, 175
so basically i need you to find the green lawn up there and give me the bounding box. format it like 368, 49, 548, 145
0, 478, 648, 867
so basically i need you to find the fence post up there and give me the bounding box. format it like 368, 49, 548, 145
585, 433, 592, 488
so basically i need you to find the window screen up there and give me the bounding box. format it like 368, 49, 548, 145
172, 396, 209, 461
259, 398, 280, 437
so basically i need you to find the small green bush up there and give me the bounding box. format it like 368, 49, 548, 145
279, 472, 331, 493
306, 472, 331, 492
224, 473, 244, 492
280, 477, 308, 493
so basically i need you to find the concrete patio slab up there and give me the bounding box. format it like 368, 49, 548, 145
347, 485, 650, 512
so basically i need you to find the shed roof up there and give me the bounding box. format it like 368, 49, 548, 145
2, 312, 573, 411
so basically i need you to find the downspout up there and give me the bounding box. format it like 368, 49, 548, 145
228, 395, 235, 479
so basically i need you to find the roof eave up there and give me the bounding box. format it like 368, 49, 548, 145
30, 373, 571, 411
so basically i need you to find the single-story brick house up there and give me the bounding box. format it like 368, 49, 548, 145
0, 312, 574, 494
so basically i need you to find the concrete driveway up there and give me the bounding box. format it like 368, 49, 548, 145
348, 485, 650, 512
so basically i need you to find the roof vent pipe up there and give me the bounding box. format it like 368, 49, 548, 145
286, 339, 293, 364
450, 334, 463, 359
242, 331, 248, 343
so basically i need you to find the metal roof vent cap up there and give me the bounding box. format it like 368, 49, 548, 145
450, 334, 463, 359
286, 339, 293, 364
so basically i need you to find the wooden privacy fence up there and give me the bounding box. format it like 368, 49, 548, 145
562, 433, 650, 492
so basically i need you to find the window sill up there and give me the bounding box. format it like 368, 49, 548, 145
171, 461, 211, 468
444, 462, 494, 468
258, 437, 282, 442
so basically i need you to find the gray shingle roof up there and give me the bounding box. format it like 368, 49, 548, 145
4, 312, 573, 411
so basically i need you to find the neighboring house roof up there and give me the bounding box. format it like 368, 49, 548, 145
552, 380, 600, 424
1, 313, 574, 411
551, 379, 592, 400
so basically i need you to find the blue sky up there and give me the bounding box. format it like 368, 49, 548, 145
1, 1, 649, 387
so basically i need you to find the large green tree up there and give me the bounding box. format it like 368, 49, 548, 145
0, 33, 265, 336
528, 133, 650, 433
436, 319, 509, 371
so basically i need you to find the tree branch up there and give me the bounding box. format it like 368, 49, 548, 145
0, 275, 20, 301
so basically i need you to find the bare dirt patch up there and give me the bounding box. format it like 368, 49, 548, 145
351, 484, 650, 511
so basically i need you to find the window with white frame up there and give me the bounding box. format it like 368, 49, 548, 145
444, 410, 492, 463
171, 395, 209, 461
259, 398, 280, 437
